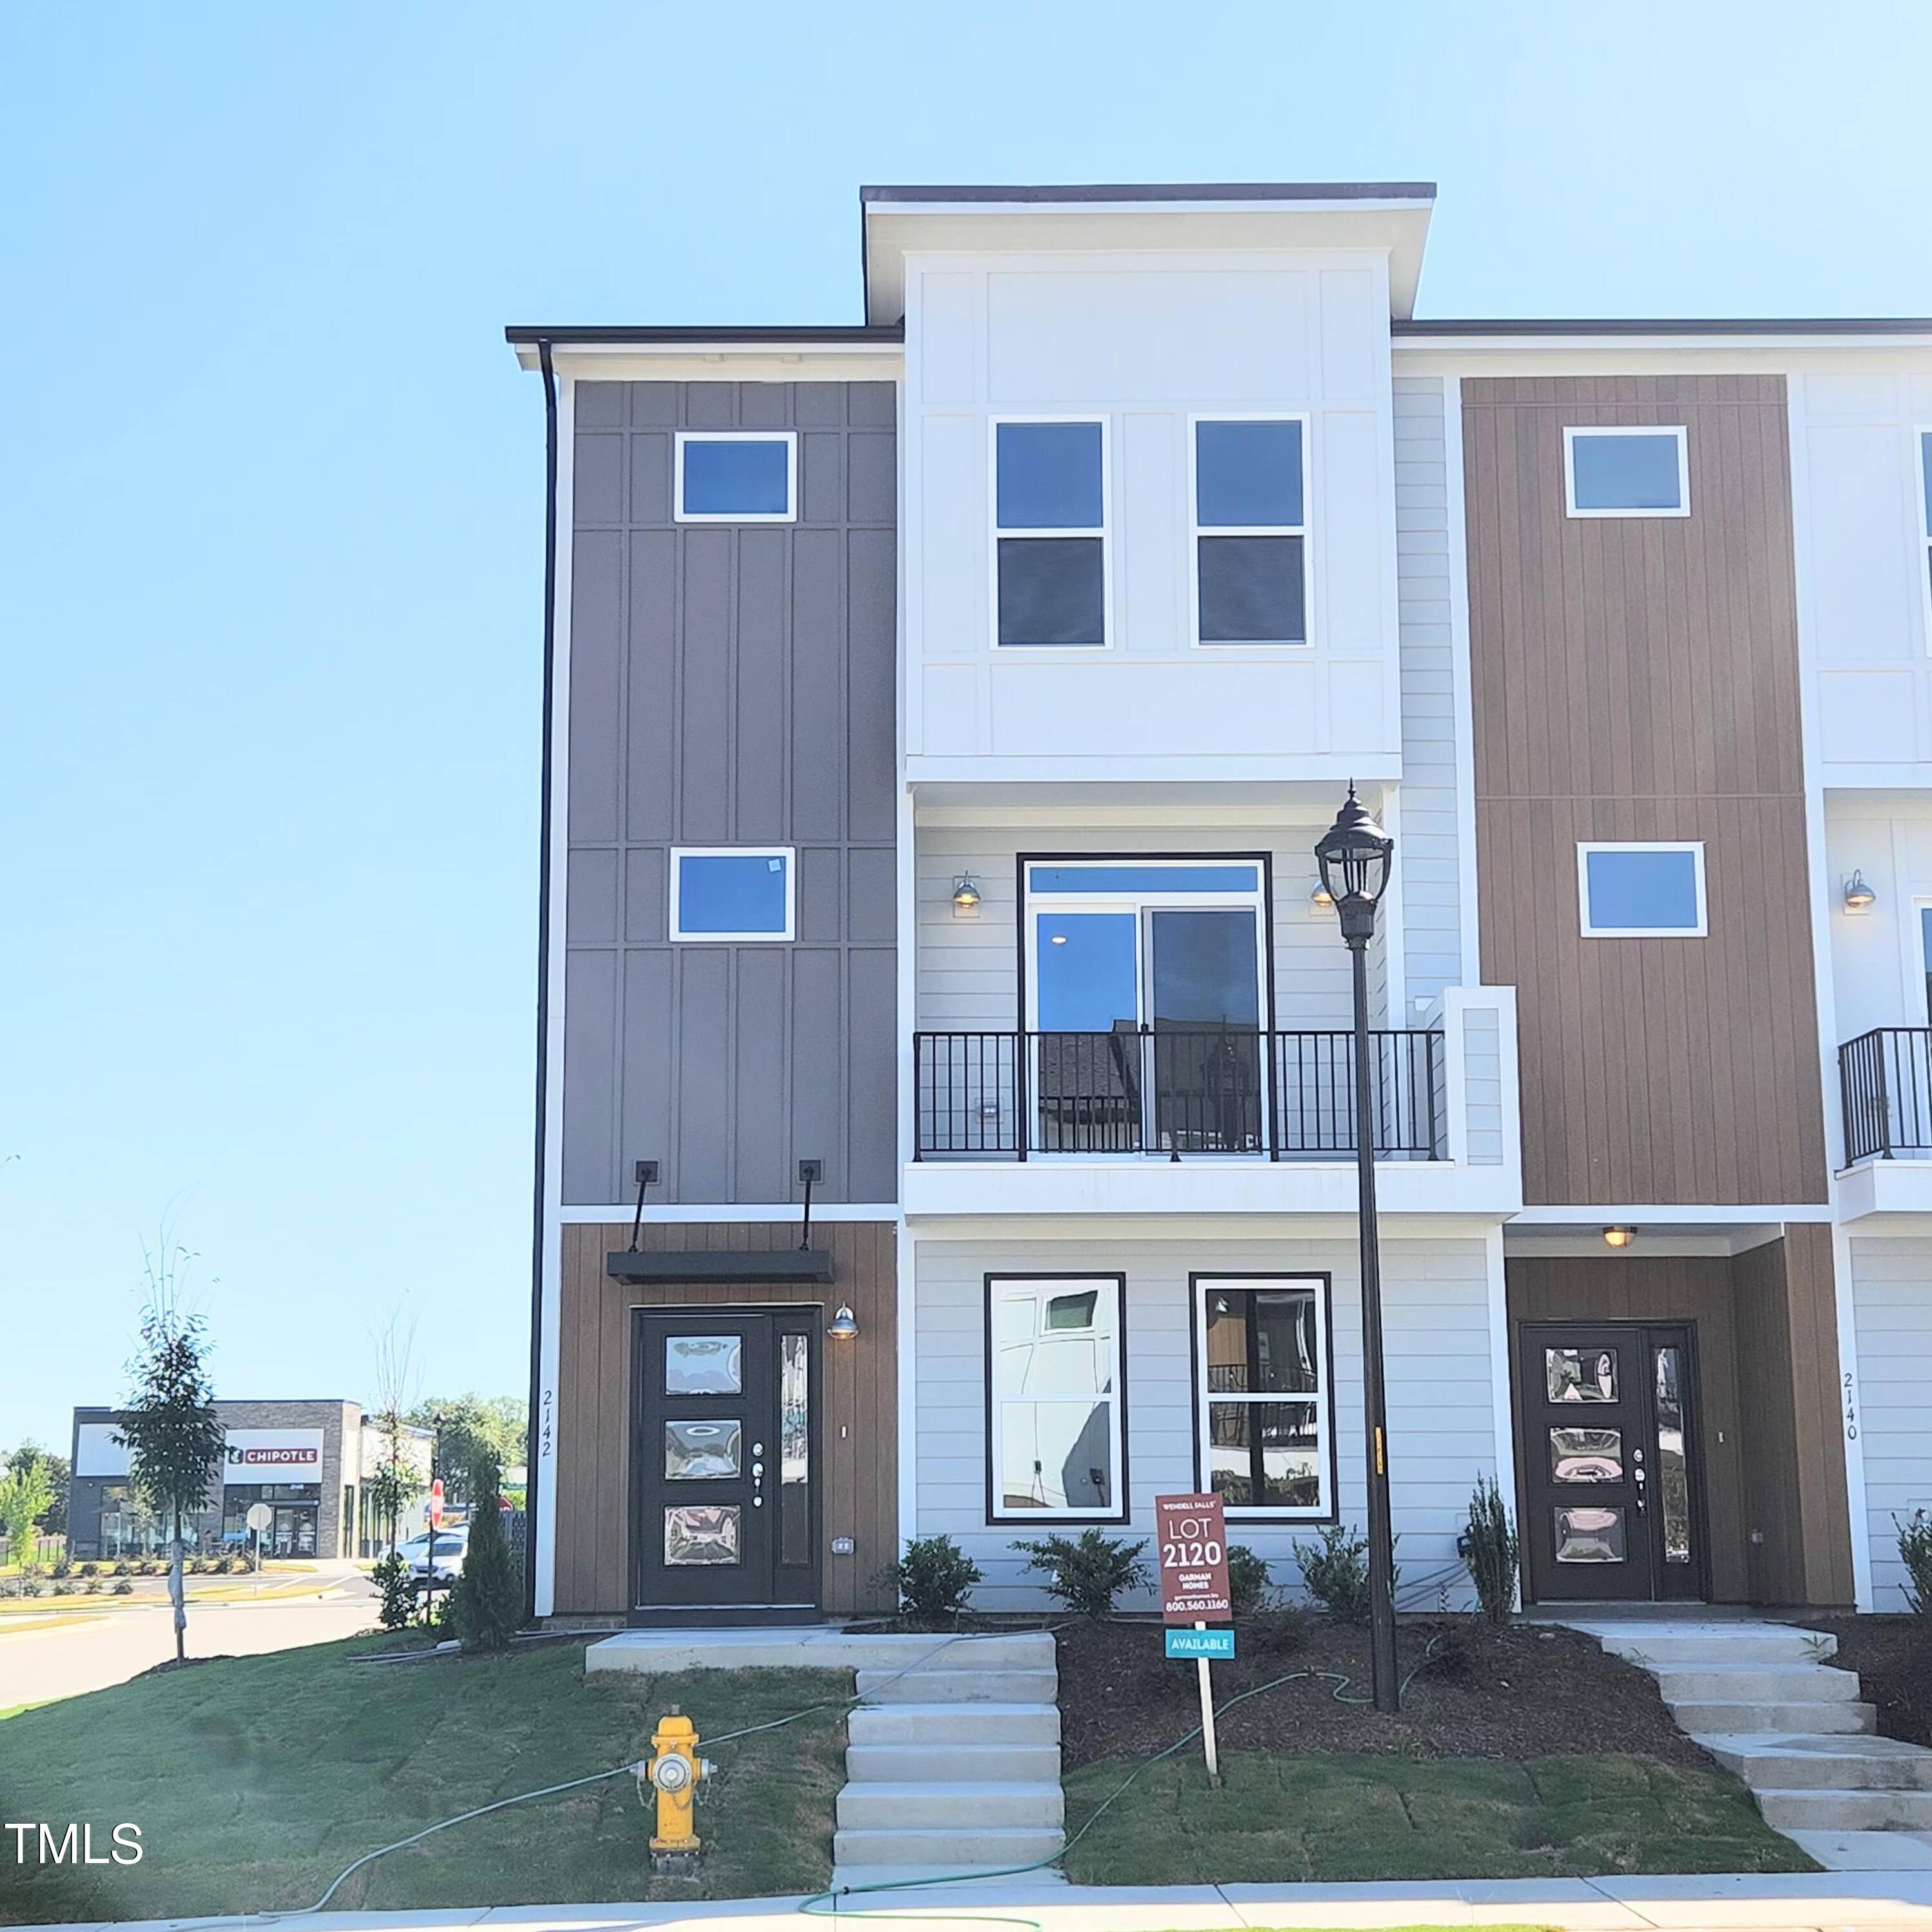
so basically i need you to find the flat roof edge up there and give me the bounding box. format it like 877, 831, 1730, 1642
504, 323, 903, 347
1395, 317, 1932, 338
861, 181, 1436, 206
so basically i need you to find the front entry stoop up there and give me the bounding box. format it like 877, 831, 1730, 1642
830, 1630, 1067, 1891
1566, 1617, 1932, 1872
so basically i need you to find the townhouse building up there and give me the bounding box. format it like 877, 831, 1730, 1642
508, 181, 1932, 1626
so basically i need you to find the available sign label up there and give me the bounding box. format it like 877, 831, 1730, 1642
1156, 1491, 1231, 1625
1165, 1627, 1234, 1660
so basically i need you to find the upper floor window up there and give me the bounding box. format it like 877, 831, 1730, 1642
675, 433, 796, 523
1192, 417, 1308, 645
1564, 426, 1689, 519
669, 848, 795, 941
1918, 430, 1932, 623
994, 419, 1107, 647
1577, 843, 1706, 937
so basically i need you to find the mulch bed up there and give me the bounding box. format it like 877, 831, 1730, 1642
1810, 1615, 1932, 1747
1055, 1614, 1713, 1771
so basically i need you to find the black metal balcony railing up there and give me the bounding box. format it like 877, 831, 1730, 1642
913, 1027, 1445, 1162
1840, 1026, 1932, 1162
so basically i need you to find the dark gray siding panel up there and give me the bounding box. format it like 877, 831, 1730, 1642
561, 380, 899, 1205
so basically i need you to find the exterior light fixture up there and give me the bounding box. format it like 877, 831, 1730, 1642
1843, 870, 1877, 913
952, 876, 982, 913
1602, 1226, 1636, 1250
1309, 881, 1335, 913
1315, 784, 1395, 942
827, 1305, 859, 1341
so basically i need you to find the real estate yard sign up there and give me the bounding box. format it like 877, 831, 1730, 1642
1156, 1493, 1232, 1784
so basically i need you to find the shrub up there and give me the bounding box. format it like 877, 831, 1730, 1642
19, 1579, 41, 1598
1010, 1529, 1149, 1619
370, 1551, 412, 1631
111, 1579, 133, 1596
1227, 1544, 1274, 1620
878, 1535, 982, 1623
51, 1558, 72, 1580
111, 1561, 131, 1577
451, 1455, 522, 1654
1897, 1510, 1932, 1618
211, 1556, 231, 1575
79, 1562, 98, 1578
1465, 1475, 1519, 1625
1293, 1522, 1397, 1625
81, 1577, 102, 1596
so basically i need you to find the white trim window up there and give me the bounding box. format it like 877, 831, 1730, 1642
674, 432, 798, 523
1917, 430, 1932, 652
1190, 416, 1309, 646
987, 1275, 1125, 1522
1194, 1277, 1330, 1518
992, 417, 1109, 648
1563, 425, 1690, 519
1577, 842, 1707, 938
668, 847, 796, 941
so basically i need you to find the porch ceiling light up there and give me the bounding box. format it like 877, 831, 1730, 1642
1843, 870, 1877, 913
827, 1305, 859, 1341
1602, 1226, 1636, 1250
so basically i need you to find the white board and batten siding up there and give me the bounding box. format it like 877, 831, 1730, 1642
912, 1236, 1497, 1612
903, 251, 1402, 778
1846, 1238, 1932, 1611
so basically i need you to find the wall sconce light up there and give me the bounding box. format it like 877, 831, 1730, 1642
1843, 870, 1877, 913
1602, 1226, 1636, 1250
827, 1305, 859, 1341
951, 877, 982, 917
1309, 881, 1335, 915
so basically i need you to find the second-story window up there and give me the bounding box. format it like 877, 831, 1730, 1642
675, 432, 797, 522
1918, 430, 1932, 638
669, 848, 796, 941
1563, 426, 1688, 519
1193, 417, 1308, 645
1577, 843, 1706, 937
994, 419, 1107, 647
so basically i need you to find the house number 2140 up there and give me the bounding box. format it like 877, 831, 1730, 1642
1844, 1371, 1859, 1442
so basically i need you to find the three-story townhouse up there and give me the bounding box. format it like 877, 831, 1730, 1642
509, 181, 1932, 1626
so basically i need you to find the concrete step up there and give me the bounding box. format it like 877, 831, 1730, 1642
856, 1667, 1059, 1705
836, 1780, 1064, 1831
847, 1742, 1062, 1784
885, 1632, 1058, 1670
1589, 1627, 1839, 1667
848, 1701, 1060, 1747
1697, 1732, 1932, 1792
832, 1824, 1064, 1870
1754, 1786, 1932, 1832
1665, 1698, 1876, 1736
1653, 1664, 1864, 1704
1783, 1828, 1932, 1872
830, 1863, 1071, 1891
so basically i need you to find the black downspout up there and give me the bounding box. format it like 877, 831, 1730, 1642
522, 338, 559, 1624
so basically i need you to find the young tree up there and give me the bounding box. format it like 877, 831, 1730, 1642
449, 1446, 520, 1652
365, 1313, 424, 1554
117, 1240, 224, 1663
0, 1453, 54, 1568
407, 1394, 527, 1507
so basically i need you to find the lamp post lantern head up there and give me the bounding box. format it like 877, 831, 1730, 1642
1315, 785, 1394, 944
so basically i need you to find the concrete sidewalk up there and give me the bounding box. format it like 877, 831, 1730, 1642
24, 1872, 1932, 1932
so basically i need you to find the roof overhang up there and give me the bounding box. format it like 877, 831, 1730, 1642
860, 182, 1437, 323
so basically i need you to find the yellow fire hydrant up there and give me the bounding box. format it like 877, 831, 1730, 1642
646, 1708, 714, 1877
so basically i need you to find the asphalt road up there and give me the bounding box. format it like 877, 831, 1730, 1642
0, 1578, 378, 1708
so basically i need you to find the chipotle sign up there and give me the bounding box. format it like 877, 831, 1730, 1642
1156, 1492, 1232, 1625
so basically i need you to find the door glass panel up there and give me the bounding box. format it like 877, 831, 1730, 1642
1549, 1427, 1622, 1483
1554, 1506, 1627, 1562
1205, 1401, 1320, 1507
1034, 911, 1138, 1032
1546, 1346, 1618, 1403
996, 1399, 1113, 1511
664, 1505, 741, 1565
779, 1333, 810, 1568
1654, 1346, 1692, 1564
664, 1420, 741, 1480
1150, 908, 1262, 1153
664, 1335, 742, 1395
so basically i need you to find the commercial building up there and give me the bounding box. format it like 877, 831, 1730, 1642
508, 180, 1932, 1624
70, 1400, 390, 1560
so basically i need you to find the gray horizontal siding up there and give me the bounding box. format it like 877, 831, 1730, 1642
1848, 1238, 1932, 1611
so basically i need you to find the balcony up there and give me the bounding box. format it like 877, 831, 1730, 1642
914, 1026, 1444, 1162
1839, 1028, 1932, 1162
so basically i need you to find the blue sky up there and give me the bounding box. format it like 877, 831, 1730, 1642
4, 1, 1930, 1455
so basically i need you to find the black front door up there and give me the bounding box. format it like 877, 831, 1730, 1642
1518, 1321, 1706, 1603
631, 1308, 820, 1618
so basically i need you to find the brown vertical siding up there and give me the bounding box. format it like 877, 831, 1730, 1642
1464, 376, 1826, 1207
1507, 1238, 1853, 1607
553, 1219, 897, 1617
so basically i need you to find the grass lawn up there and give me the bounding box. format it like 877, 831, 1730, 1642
1061, 1752, 1820, 1885
0, 1636, 848, 1923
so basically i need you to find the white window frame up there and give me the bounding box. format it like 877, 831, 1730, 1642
986, 1274, 1127, 1525
1915, 428, 1932, 658
989, 415, 1113, 651
1187, 412, 1313, 651
1192, 1275, 1332, 1521
668, 846, 796, 942
1911, 897, 1932, 1026
673, 430, 798, 524
1562, 425, 1690, 521
1576, 841, 1707, 939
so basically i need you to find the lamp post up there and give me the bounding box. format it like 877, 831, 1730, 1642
1315, 785, 1400, 1714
